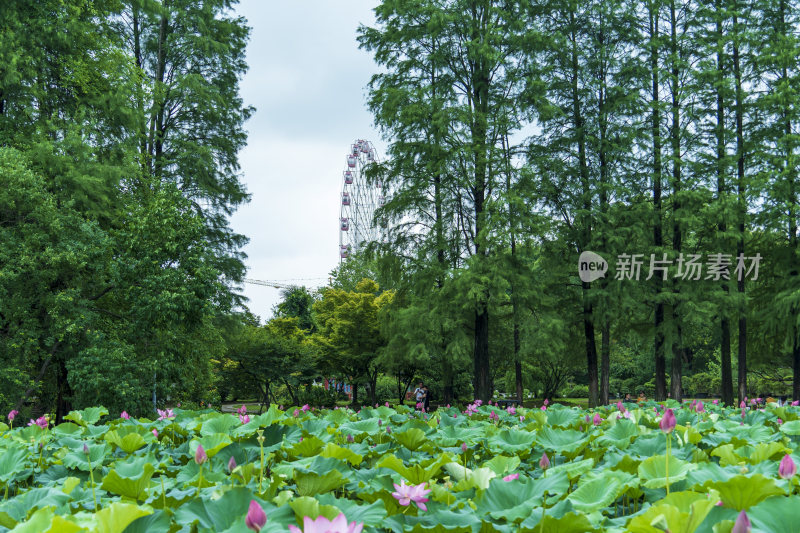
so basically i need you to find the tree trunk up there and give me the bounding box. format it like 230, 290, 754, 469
473, 307, 490, 402
55, 359, 73, 425
350, 381, 359, 407
732, 13, 747, 405
715, 11, 734, 407
669, 0, 683, 403
650, 4, 667, 402
601, 322, 610, 404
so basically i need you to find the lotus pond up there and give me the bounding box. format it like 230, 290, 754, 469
1, 400, 799, 532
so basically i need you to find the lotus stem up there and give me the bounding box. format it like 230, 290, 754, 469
665, 432, 671, 496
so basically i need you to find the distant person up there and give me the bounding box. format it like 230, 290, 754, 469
422, 385, 430, 412
624, 393, 632, 402
414, 382, 425, 408
637, 391, 646, 404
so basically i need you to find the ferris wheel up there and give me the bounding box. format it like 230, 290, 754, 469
339, 139, 385, 260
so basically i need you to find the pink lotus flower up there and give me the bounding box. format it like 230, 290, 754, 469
519, 415, 525, 422
740, 401, 746, 409
453, 413, 458, 418
779, 454, 797, 479
301, 404, 310, 412
7, 410, 18, 421
228, 456, 237, 472
245, 500, 267, 532
617, 401, 624, 412
593, 413, 602, 426
195, 444, 208, 465
696, 401, 705, 413
731, 510, 750, 533
346, 434, 354, 443
793, 400, 800, 406
660, 409, 676, 433
461, 442, 468, 453
544, 399, 549, 406
237, 404, 247, 416
474, 399, 483, 407
288, 513, 363, 533
446, 404, 450, 408
120, 411, 130, 420
539, 452, 550, 470
378, 419, 382, 426
778, 418, 783, 424
385, 402, 390, 407
157, 408, 174, 421
280, 405, 284, 411
28, 416, 48, 429
503, 473, 519, 482
713, 399, 719, 405
489, 411, 499, 421
507, 406, 516, 415
416, 402, 423, 409
239, 414, 250, 424
540, 405, 547, 411
391, 480, 431, 511
293, 409, 300, 417
152, 429, 158, 437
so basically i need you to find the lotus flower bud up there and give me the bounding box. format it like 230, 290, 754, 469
731, 510, 750, 533
503, 473, 519, 481
120, 411, 130, 420
593, 413, 602, 426
195, 444, 208, 465
696, 401, 704, 413
539, 452, 550, 470
152, 429, 158, 437
83, 443, 90, 456
659, 408, 676, 433
461, 442, 468, 453
293, 409, 299, 417
779, 454, 797, 479
386, 425, 392, 434
228, 456, 237, 473
346, 434, 354, 443
713, 399, 719, 405
617, 401, 624, 411
245, 500, 267, 532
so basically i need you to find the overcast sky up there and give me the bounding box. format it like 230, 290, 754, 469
229, 1, 383, 322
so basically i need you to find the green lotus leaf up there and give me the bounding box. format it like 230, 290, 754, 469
520, 511, 600, 533
0, 443, 28, 483
62, 442, 110, 472
638, 454, 697, 489
338, 419, 380, 436
567, 475, 622, 513
320, 442, 363, 466
93, 502, 152, 533
487, 429, 536, 454
200, 414, 239, 436
51, 422, 84, 437
545, 407, 580, 428
101, 456, 156, 500
476, 477, 542, 522
705, 474, 786, 511
0, 487, 72, 526
711, 444, 743, 467
747, 441, 791, 463
483, 455, 521, 476
120, 510, 171, 533
288, 496, 341, 522
287, 435, 325, 457
393, 428, 427, 451
377, 453, 449, 485
315, 494, 388, 526
626, 491, 717, 533
597, 419, 639, 449
64, 406, 108, 427
174, 487, 266, 531
748, 495, 800, 533
778, 420, 800, 436
7, 506, 83, 533
294, 469, 346, 496
548, 457, 595, 480
536, 426, 588, 454
189, 433, 232, 459
104, 427, 150, 454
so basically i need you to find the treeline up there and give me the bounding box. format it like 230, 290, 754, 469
0, 0, 251, 420
357, 0, 800, 407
